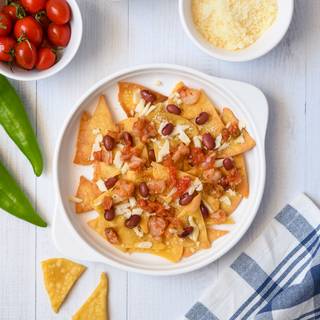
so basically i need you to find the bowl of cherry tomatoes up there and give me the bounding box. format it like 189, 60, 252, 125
0, 0, 82, 81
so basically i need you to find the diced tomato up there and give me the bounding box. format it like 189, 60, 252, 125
163, 156, 178, 187
189, 147, 206, 166
173, 176, 191, 199
93, 151, 102, 161
137, 199, 165, 214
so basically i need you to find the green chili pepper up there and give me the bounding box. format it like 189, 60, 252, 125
0, 75, 43, 176
0, 159, 47, 227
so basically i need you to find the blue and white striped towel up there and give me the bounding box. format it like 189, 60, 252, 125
183, 194, 320, 320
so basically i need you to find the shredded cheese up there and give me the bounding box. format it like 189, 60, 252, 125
136, 242, 153, 249
188, 216, 199, 242
220, 195, 231, 207
234, 134, 245, 144
96, 179, 107, 192
193, 135, 202, 148
156, 140, 170, 162
215, 134, 222, 149
192, 0, 278, 51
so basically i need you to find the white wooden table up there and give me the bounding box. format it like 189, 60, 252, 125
0, 1, 319, 319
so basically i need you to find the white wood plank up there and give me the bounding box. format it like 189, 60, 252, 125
0, 80, 37, 320
305, 0, 320, 205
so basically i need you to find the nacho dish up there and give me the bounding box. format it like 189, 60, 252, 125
71, 81, 256, 263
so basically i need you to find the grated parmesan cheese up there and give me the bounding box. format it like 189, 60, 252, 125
192, 0, 278, 51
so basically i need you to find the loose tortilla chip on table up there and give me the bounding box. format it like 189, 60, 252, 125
217, 108, 256, 158
41, 258, 86, 313
75, 176, 101, 213
72, 273, 108, 320
118, 81, 167, 117
171, 82, 225, 137
73, 95, 117, 165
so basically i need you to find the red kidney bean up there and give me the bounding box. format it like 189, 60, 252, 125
178, 226, 194, 238
200, 201, 209, 218
122, 131, 133, 146
166, 104, 181, 115
103, 135, 115, 151
219, 176, 229, 190
104, 176, 118, 189
105, 227, 120, 244
162, 123, 174, 136
202, 133, 215, 150
125, 215, 141, 229
139, 182, 149, 197
179, 192, 194, 206
223, 158, 234, 170
195, 112, 209, 125
140, 89, 156, 103
148, 149, 156, 161
104, 207, 115, 221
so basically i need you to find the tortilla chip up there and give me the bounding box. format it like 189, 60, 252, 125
93, 162, 120, 181
178, 194, 210, 250
72, 273, 108, 320
73, 96, 117, 165
91, 95, 117, 134
75, 176, 101, 213
207, 228, 229, 242
88, 215, 183, 262
151, 162, 170, 180
234, 155, 249, 198
118, 82, 167, 117
171, 82, 225, 137
221, 192, 242, 215
73, 112, 92, 165
41, 258, 86, 313
217, 108, 256, 157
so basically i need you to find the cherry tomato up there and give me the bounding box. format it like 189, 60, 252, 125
34, 10, 50, 29
47, 23, 70, 47
46, 0, 70, 24
20, 0, 46, 14
14, 16, 43, 46
35, 47, 56, 70
15, 40, 37, 69
0, 36, 15, 62
0, 13, 12, 37
2, 3, 26, 21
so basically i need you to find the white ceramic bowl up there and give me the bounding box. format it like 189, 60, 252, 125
53, 64, 268, 275
179, 0, 294, 62
0, 0, 82, 81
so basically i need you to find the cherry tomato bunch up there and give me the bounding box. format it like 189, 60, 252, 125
0, 0, 71, 70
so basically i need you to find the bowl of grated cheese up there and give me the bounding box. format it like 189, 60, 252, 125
179, 0, 294, 62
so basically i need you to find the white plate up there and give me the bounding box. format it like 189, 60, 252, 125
179, 0, 294, 62
53, 64, 268, 276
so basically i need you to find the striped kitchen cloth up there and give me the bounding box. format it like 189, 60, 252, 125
183, 194, 320, 320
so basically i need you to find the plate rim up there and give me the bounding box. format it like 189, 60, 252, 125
53, 63, 267, 275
